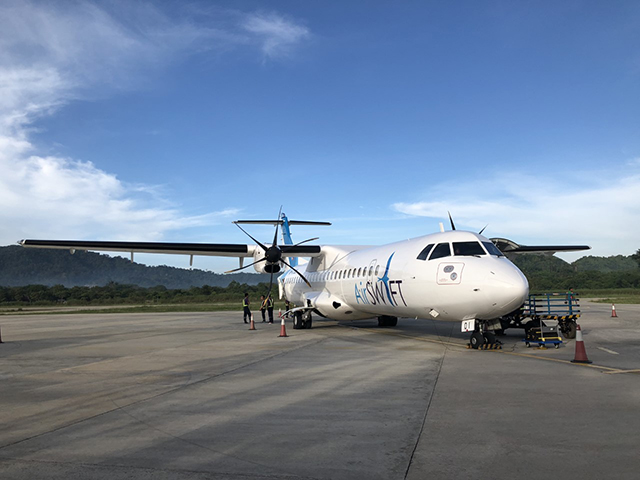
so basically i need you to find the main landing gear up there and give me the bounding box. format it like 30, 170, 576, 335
293, 310, 313, 329
378, 316, 398, 327
468, 322, 502, 350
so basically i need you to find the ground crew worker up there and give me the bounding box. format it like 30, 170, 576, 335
266, 294, 275, 323
242, 293, 251, 324
285, 299, 291, 312
259, 295, 267, 322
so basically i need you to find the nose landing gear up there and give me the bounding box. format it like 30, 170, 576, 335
468, 322, 502, 350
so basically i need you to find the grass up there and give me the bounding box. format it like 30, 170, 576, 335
578, 289, 640, 305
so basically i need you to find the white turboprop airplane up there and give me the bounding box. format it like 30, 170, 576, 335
19, 212, 589, 349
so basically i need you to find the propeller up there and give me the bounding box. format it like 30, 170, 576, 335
225, 208, 315, 302
448, 211, 488, 235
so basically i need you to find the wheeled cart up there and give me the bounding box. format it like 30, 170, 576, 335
522, 322, 563, 349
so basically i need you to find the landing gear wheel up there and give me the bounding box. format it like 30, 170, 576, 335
302, 311, 313, 329
470, 331, 485, 350
293, 312, 303, 330
483, 331, 496, 345
561, 321, 577, 339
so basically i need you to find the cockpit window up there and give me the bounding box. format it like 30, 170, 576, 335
417, 243, 434, 261
453, 241, 486, 256
482, 241, 505, 257
429, 242, 451, 260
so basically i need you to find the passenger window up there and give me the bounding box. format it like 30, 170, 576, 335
375, 265, 380, 276
369, 266, 373, 276
453, 241, 486, 256
429, 243, 451, 260
417, 243, 434, 261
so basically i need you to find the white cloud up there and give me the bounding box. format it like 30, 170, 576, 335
392, 170, 640, 260
242, 12, 310, 59
0, 1, 308, 248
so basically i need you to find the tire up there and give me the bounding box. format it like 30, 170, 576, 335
293, 312, 303, 330
562, 321, 577, 339
302, 311, 312, 329
470, 331, 485, 350
483, 331, 496, 345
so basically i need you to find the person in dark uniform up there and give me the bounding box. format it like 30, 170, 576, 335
285, 299, 291, 312
242, 293, 251, 324
259, 295, 267, 322
266, 294, 275, 323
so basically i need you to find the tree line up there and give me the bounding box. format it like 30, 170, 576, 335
0, 281, 270, 307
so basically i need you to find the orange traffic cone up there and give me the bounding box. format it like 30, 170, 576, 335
249, 314, 256, 331
611, 304, 618, 318
278, 308, 282, 318
571, 324, 592, 364
278, 317, 288, 338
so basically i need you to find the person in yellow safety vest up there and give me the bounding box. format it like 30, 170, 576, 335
259, 295, 267, 322
242, 293, 251, 324
266, 294, 275, 323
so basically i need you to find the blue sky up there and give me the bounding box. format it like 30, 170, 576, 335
1, 0, 639, 272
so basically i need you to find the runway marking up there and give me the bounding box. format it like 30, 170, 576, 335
343, 325, 620, 372
603, 369, 640, 375
597, 347, 619, 355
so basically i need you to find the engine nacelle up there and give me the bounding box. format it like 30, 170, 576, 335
252, 246, 281, 274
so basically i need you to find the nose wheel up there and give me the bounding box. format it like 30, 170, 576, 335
470, 331, 484, 349
468, 324, 502, 350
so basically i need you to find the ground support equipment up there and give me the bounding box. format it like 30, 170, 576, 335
500, 292, 581, 339
522, 322, 563, 349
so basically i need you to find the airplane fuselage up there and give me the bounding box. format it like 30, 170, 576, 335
280, 230, 529, 323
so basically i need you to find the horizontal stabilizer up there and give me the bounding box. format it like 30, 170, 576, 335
235, 220, 331, 226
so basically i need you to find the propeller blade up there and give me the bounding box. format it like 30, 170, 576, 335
448, 211, 456, 231
264, 270, 275, 304
234, 223, 268, 251
281, 258, 312, 288
224, 257, 266, 274
280, 237, 319, 252
479, 225, 488, 235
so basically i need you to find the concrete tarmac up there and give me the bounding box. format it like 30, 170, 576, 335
0, 302, 639, 479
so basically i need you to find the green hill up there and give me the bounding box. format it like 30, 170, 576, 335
0, 245, 269, 288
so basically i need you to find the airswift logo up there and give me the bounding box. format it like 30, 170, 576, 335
354, 252, 407, 307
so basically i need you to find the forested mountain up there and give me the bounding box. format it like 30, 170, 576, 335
0, 246, 269, 288
511, 252, 639, 291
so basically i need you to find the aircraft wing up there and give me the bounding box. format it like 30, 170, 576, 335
490, 237, 590, 255
19, 239, 322, 258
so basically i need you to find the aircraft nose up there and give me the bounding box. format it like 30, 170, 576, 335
482, 264, 529, 316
